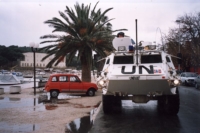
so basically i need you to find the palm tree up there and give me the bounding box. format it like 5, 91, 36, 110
40, 2, 127, 82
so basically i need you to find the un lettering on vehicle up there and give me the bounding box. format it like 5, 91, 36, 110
121, 65, 154, 74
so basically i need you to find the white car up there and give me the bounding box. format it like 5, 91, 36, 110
180, 72, 197, 86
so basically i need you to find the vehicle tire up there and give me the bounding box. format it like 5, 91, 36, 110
195, 83, 199, 89
102, 95, 122, 114
112, 96, 122, 113
87, 89, 95, 96
157, 97, 165, 114
184, 81, 188, 86
50, 90, 59, 98
102, 95, 113, 114
157, 88, 180, 115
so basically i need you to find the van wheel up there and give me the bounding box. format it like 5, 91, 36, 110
50, 90, 59, 98
87, 89, 95, 96
157, 89, 180, 115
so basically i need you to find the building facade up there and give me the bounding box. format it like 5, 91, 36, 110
20, 52, 66, 68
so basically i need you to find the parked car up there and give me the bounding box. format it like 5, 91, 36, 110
194, 75, 200, 89
44, 73, 98, 98
180, 72, 198, 86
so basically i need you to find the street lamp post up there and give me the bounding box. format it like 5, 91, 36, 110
29, 42, 39, 95
176, 20, 181, 71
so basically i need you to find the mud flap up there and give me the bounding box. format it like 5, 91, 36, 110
102, 95, 122, 114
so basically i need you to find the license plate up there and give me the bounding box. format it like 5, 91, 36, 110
129, 76, 140, 80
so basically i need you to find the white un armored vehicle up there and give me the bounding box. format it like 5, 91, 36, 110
97, 37, 180, 115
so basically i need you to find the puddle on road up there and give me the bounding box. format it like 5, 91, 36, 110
9, 97, 21, 101
0, 93, 82, 110
0, 97, 45, 110
0, 122, 40, 132
65, 104, 100, 133
0, 97, 4, 100
57, 93, 82, 99
0, 91, 98, 133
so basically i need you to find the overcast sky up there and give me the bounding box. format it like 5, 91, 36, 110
0, 0, 200, 48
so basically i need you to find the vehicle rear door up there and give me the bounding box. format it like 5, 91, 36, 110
69, 76, 83, 92
59, 75, 69, 92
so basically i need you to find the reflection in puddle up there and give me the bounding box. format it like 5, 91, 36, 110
9, 97, 21, 101
74, 101, 101, 109
38, 93, 81, 104
58, 93, 81, 99
38, 94, 48, 104
45, 104, 58, 110
38, 94, 85, 111
0, 97, 45, 111
0, 97, 4, 100
0, 122, 40, 132
65, 116, 92, 133
65, 106, 100, 133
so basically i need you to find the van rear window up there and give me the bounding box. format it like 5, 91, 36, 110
113, 56, 134, 64
141, 55, 162, 63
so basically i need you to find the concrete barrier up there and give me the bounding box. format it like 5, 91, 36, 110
0, 88, 4, 95
10, 86, 21, 94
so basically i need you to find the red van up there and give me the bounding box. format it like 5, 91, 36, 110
44, 74, 98, 97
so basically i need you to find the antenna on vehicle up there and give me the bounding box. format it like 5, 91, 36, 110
135, 19, 138, 66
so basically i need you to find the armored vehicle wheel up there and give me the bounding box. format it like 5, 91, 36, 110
157, 90, 180, 115
112, 96, 122, 113
102, 95, 122, 114
102, 95, 113, 114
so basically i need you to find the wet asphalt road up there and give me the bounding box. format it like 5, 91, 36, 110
1, 83, 200, 133
90, 86, 200, 133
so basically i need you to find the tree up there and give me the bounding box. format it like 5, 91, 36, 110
0, 45, 24, 69
165, 12, 200, 71
39, 2, 127, 82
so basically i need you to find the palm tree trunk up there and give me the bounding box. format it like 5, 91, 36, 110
81, 54, 91, 82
